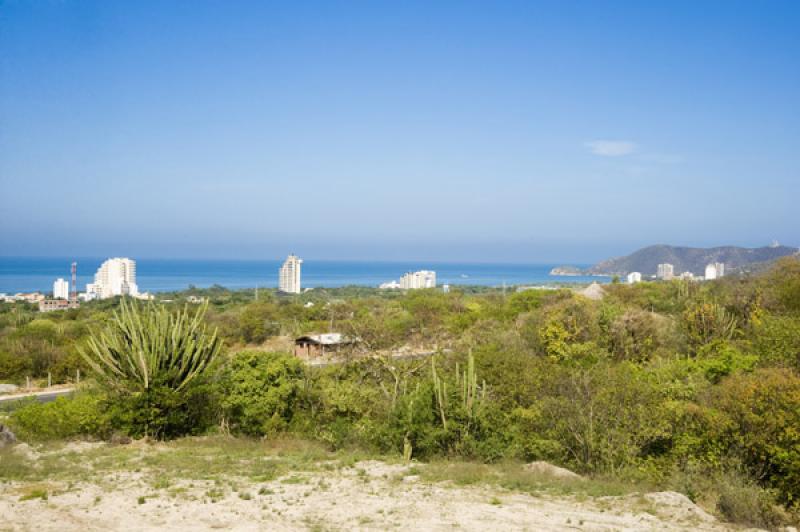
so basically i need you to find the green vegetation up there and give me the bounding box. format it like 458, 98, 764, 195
2, 257, 800, 526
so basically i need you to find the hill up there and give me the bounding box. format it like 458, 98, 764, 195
587, 244, 799, 276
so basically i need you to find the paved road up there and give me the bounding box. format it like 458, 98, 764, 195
0, 388, 75, 405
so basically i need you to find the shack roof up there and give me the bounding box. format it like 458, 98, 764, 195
295, 333, 350, 346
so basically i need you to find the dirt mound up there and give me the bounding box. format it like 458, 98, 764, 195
523, 461, 583, 480
644, 491, 717, 523
577, 282, 606, 301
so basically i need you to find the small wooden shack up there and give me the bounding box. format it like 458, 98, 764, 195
294, 333, 352, 359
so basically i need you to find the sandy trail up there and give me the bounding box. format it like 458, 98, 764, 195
0, 458, 742, 531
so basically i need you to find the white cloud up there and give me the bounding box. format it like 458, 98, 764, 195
585, 140, 636, 157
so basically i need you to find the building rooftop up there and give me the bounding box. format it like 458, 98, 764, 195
295, 333, 349, 345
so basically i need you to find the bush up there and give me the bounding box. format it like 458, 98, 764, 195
108, 380, 219, 439
698, 369, 800, 509
221, 351, 306, 436
9, 392, 111, 441
518, 362, 675, 473
750, 314, 800, 370
80, 299, 223, 439
716, 475, 790, 529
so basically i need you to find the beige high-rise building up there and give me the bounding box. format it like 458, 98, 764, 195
400, 270, 436, 289
279, 254, 303, 294
705, 262, 725, 280
53, 278, 69, 300
87, 258, 139, 299
656, 263, 674, 280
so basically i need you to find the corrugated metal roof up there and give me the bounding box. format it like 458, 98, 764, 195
295, 333, 347, 345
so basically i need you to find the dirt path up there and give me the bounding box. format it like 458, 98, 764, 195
0, 459, 740, 531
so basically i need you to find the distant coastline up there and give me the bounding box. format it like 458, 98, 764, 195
0, 257, 602, 294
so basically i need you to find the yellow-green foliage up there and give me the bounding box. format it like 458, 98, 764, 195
10, 393, 111, 441
221, 351, 305, 436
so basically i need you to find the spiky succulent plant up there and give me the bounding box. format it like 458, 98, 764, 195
80, 298, 222, 394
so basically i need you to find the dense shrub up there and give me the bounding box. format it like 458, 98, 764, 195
221, 351, 306, 436
607, 308, 670, 362
520, 362, 676, 474
237, 302, 281, 344
761, 257, 800, 314
750, 314, 800, 369
9, 392, 111, 441
108, 381, 219, 439
702, 369, 800, 509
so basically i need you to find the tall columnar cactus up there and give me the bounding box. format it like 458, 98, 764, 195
462, 351, 485, 416
432, 351, 485, 430
80, 298, 222, 394
431, 357, 448, 429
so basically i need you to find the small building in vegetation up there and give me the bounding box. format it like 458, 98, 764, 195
294, 333, 352, 358
39, 299, 80, 312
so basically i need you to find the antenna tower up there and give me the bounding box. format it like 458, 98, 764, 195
70, 262, 78, 302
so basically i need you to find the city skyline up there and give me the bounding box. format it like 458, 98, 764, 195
1, 2, 798, 262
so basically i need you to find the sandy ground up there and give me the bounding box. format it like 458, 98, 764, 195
0, 454, 747, 531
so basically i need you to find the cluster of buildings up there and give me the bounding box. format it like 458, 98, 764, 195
380, 270, 437, 290
626, 261, 726, 284
277, 254, 439, 293
6, 258, 153, 312
4, 253, 444, 312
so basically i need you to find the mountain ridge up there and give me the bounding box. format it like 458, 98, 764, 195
584, 244, 799, 276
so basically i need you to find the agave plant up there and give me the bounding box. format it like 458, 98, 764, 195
80, 298, 222, 394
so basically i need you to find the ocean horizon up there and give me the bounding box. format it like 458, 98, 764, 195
0, 257, 608, 294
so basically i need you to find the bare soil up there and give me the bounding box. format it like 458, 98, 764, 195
0, 448, 748, 531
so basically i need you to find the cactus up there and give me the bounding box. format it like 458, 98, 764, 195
431, 357, 448, 429
79, 298, 222, 394
431, 351, 485, 429
403, 433, 413, 462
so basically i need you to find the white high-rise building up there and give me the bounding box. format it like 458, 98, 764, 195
656, 263, 674, 280
626, 272, 642, 284
279, 254, 303, 294
400, 270, 437, 289
89, 258, 139, 299
705, 262, 725, 280
53, 278, 69, 300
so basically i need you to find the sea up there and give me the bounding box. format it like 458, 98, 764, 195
0, 257, 607, 294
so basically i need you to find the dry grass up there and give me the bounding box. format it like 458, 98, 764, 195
414, 460, 655, 499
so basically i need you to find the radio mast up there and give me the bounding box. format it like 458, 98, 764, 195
70, 262, 78, 302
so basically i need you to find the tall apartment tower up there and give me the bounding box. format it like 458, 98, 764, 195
705, 262, 725, 280
53, 278, 69, 300
87, 258, 139, 299
279, 254, 303, 294
656, 263, 675, 280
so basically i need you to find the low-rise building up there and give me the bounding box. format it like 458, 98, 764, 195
39, 299, 80, 313
294, 333, 353, 359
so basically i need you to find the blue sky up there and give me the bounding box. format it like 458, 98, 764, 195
1, 1, 798, 262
